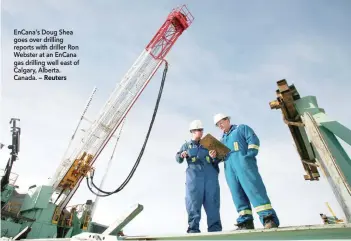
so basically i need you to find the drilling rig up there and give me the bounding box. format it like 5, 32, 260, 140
0, 5, 194, 239
2, 5, 351, 240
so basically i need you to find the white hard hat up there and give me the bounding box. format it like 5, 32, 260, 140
189, 120, 204, 131
213, 113, 230, 125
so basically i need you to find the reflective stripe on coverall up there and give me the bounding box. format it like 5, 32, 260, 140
221, 124, 280, 226
176, 140, 222, 233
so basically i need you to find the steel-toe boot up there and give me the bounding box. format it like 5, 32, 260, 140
235, 220, 255, 230
263, 214, 278, 229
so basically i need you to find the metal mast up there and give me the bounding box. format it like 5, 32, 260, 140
49, 5, 194, 217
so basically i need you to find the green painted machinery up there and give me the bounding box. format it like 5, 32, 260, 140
0, 120, 109, 239
269, 79, 351, 223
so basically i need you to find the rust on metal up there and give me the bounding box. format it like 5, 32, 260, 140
270, 79, 320, 181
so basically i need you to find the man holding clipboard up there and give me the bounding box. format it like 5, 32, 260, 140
205, 113, 280, 230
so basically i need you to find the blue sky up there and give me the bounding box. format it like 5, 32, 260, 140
1, 0, 351, 237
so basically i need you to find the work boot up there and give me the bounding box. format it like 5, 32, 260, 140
263, 214, 278, 229
235, 220, 255, 230
187, 227, 200, 233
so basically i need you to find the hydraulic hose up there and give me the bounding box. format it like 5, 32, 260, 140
86, 60, 168, 197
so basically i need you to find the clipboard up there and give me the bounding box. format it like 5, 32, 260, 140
200, 134, 231, 160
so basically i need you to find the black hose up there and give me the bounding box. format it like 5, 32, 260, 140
86, 61, 169, 197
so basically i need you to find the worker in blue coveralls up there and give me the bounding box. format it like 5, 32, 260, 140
210, 113, 279, 230
175, 120, 222, 233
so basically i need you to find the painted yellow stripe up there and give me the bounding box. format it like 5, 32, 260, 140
234, 142, 239, 151
255, 204, 272, 212
248, 144, 259, 150
239, 209, 252, 216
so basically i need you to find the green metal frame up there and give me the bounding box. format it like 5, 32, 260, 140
294, 96, 351, 222
0, 184, 109, 239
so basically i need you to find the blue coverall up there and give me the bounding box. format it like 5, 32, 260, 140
176, 140, 222, 233
221, 124, 280, 226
